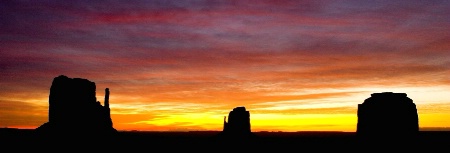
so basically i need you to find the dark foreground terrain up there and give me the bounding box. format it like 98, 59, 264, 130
1, 128, 449, 151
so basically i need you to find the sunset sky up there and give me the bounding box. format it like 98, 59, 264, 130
1, 0, 449, 132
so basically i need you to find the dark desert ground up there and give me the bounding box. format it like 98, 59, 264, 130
1, 128, 450, 151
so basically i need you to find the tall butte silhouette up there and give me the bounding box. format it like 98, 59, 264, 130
357, 92, 419, 146
35, 75, 117, 138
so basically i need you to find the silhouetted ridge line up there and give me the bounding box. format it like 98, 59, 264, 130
35, 75, 117, 138
357, 92, 418, 146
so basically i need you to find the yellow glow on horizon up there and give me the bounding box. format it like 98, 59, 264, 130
250, 113, 356, 132
132, 113, 223, 126
419, 114, 450, 127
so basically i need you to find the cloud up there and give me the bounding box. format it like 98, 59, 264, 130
417, 102, 450, 114
0, 100, 47, 127
252, 107, 356, 115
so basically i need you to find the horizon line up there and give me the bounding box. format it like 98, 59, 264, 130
3, 127, 450, 132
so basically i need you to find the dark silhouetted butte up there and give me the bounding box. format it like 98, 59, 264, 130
35, 75, 117, 138
357, 92, 418, 146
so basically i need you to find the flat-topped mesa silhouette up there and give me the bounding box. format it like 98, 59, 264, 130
357, 92, 418, 144
217, 106, 256, 140
35, 75, 117, 137
223, 106, 251, 134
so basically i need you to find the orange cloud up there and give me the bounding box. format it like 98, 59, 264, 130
0, 100, 47, 128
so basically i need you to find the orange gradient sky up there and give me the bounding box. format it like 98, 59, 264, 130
1, 0, 449, 132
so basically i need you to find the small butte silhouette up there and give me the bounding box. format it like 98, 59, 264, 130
217, 106, 257, 139
35, 75, 117, 139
